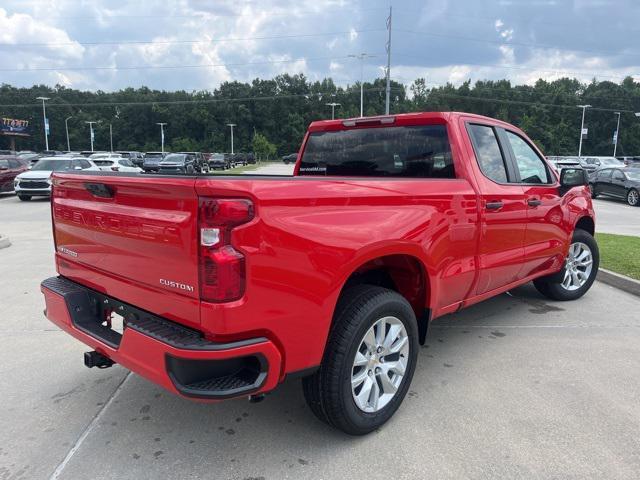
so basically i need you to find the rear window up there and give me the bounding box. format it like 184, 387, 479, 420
298, 125, 454, 178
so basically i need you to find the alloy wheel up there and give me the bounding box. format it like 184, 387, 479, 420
561, 241, 593, 291
351, 316, 410, 413
628, 190, 639, 206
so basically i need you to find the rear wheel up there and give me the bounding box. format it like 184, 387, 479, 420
17, 195, 31, 201
627, 188, 639, 206
302, 285, 418, 435
534, 229, 599, 301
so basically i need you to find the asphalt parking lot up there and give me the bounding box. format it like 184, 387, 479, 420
1, 192, 639, 480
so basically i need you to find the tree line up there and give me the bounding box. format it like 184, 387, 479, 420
1, 74, 640, 157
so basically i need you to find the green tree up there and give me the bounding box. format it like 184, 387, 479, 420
252, 132, 277, 161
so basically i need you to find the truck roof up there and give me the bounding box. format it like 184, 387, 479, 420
307, 111, 511, 133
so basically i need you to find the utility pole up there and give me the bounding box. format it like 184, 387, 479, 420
577, 104, 591, 158
36, 97, 50, 150
86, 121, 98, 152
227, 123, 236, 154
109, 123, 114, 152
348, 53, 375, 117
326, 102, 341, 120
65, 116, 72, 152
384, 6, 392, 115
613, 112, 621, 156
157, 123, 167, 153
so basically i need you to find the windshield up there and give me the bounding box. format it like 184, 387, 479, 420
31, 159, 73, 171
299, 125, 454, 178
162, 154, 186, 163
599, 157, 623, 166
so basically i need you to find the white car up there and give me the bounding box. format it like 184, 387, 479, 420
14, 156, 99, 201
90, 153, 143, 173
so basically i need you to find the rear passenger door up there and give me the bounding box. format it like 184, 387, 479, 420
502, 130, 566, 278
610, 169, 627, 198
467, 123, 528, 295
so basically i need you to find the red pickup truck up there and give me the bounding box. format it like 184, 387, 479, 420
41, 112, 597, 435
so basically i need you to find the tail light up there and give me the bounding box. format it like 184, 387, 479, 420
198, 198, 254, 302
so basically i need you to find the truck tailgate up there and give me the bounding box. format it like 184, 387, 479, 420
51, 173, 201, 326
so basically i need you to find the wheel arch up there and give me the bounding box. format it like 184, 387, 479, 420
574, 215, 595, 236
334, 252, 432, 345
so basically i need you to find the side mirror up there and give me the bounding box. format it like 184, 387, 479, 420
559, 168, 588, 195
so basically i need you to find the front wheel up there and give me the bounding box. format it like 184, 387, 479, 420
17, 195, 31, 201
534, 229, 599, 301
627, 188, 639, 206
302, 285, 418, 435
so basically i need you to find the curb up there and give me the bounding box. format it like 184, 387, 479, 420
597, 268, 640, 297
0, 234, 10, 249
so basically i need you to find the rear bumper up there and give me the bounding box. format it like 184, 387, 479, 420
41, 276, 282, 400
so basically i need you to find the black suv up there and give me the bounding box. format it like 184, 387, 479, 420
158, 153, 197, 174
117, 151, 145, 168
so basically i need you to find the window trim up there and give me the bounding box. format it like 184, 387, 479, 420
501, 129, 556, 187
465, 122, 515, 185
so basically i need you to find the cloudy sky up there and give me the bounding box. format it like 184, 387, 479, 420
1, 0, 639, 92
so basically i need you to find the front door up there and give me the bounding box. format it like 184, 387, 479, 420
502, 130, 566, 278
466, 123, 528, 295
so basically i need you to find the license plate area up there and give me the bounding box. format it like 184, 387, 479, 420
65, 289, 140, 349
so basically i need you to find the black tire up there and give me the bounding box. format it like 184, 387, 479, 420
627, 188, 639, 206
302, 285, 419, 435
17, 195, 31, 201
533, 229, 599, 301
186, 165, 195, 175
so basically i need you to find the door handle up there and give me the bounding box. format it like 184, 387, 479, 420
527, 198, 542, 207
485, 200, 504, 210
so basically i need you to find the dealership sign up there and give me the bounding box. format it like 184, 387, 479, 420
0, 117, 31, 136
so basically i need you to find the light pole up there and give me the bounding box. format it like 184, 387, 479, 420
613, 112, 621, 156
326, 102, 341, 120
109, 123, 114, 152
65, 116, 72, 152
36, 96, 50, 150
348, 53, 375, 117
157, 123, 167, 153
577, 104, 591, 158
227, 123, 236, 154
86, 121, 98, 152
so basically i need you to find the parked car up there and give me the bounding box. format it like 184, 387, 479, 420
177, 152, 206, 172
80, 150, 106, 157
142, 151, 167, 172
158, 153, 197, 174
246, 152, 256, 164
92, 155, 144, 173
281, 153, 298, 164
116, 151, 145, 168
42, 150, 64, 156
0, 155, 28, 194
15, 156, 99, 200
0, 149, 16, 155
590, 167, 640, 206
547, 156, 581, 175
580, 156, 624, 172
617, 156, 640, 167
17, 152, 43, 167
208, 153, 228, 170
42, 112, 597, 435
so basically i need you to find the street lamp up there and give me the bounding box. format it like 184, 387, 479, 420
326, 102, 341, 120
613, 112, 621, 157
86, 121, 98, 152
109, 123, 114, 152
348, 53, 375, 117
577, 104, 591, 158
65, 116, 73, 152
227, 123, 236, 155
157, 123, 167, 153
36, 97, 50, 150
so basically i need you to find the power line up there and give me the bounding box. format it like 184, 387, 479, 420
0, 28, 384, 48
0, 54, 383, 72
394, 54, 635, 82
0, 86, 406, 108
396, 28, 640, 59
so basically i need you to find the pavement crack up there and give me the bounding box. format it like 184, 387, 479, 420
48, 371, 131, 480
